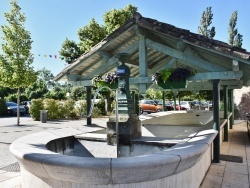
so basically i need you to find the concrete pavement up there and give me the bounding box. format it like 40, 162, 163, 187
200, 120, 250, 188
0, 115, 249, 188
0, 115, 108, 188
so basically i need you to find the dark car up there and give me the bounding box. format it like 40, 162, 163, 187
6, 102, 26, 115
154, 100, 174, 111
20, 101, 31, 114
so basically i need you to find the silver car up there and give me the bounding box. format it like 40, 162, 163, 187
6, 102, 26, 115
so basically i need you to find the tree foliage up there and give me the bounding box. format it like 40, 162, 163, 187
145, 88, 162, 99
59, 4, 137, 64
0, 0, 38, 125
197, 7, 216, 39
59, 38, 82, 64
78, 19, 106, 54
103, 4, 137, 34
0, 0, 37, 88
228, 11, 243, 47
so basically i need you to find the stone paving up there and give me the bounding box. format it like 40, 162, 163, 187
200, 120, 250, 188
0, 115, 249, 188
0, 115, 108, 188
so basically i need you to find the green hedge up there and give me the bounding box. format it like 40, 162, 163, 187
29, 99, 43, 121
29, 98, 103, 121
0, 99, 8, 116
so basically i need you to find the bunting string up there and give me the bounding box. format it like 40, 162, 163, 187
30, 54, 67, 61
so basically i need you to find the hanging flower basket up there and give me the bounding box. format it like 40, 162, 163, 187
152, 68, 194, 89
91, 72, 118, 90
96, 81, 118, 90
158, 80, 187, 89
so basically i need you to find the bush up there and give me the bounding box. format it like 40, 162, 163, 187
62, 99, 78, 119
30, 98, 104, 121
74, 100, 102, 118
91, 107, 102, 118
43, 99, 61, 120
95, 99, 106, 115
75, 100, 86, 117
29, 99, 44, 121
0, 99, 8, 116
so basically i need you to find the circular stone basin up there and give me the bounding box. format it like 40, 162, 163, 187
10, 126, 217, 188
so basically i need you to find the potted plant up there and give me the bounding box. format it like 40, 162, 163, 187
152, 68, 194, 89
91, 72, 118, 90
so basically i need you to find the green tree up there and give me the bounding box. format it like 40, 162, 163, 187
78, 19, 106, 53
0, 86, 16, 99
71, 86, 86, 101
234, 33, 243, 47
145, 88, 162, 99
228, 11, 243, 47
59, 4, 137, 64
59, 38, 82, 64
37, 68, 55, 90
197, 7, 216, 39
103, 4, 137, 34
0, 0, 38, 125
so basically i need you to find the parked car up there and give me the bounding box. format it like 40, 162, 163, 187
154, 100, 174, 111
6, 102, 26, 116
20, 101, 31, 114
171, 101, 190, 110
139, 100, 162, 114
190, 101, 200, 109
200, 101, 213, 109
179, 101, 191, 110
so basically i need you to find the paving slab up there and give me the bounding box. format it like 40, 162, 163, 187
200, 120, 250, 188
1, 116, 249, 188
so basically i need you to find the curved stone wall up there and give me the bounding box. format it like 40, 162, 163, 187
10, 125, 217, 188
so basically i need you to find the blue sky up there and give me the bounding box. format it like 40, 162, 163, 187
0, 0, 250, 76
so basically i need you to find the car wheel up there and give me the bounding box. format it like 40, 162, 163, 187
156, 109, 161, 112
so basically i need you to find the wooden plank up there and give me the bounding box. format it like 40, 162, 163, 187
146, 39, 228, 72
188, 71, 243, 81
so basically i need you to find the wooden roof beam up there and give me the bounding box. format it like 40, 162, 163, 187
188, 71, 243, 81
146, 39, 228, 72
84, 40, 139, 79
148, 57, 176, 75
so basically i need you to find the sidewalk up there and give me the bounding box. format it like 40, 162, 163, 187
0, 116, 249, 188
0, 116, 108, 188
200, 120, 250, 188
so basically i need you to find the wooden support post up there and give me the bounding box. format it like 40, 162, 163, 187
213, 79, 220, 163
229, 89, 234, 128
86, 86, 92, 125
139, 35, 148, 94
162, 91, 165, 112
223, 85, 228, 141
131, 91, 136, 113
172, 90, 178, 111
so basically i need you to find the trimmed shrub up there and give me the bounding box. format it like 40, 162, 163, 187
43, 99, 61, 120
62, 99, 78, 119
29, 99, 44, 121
